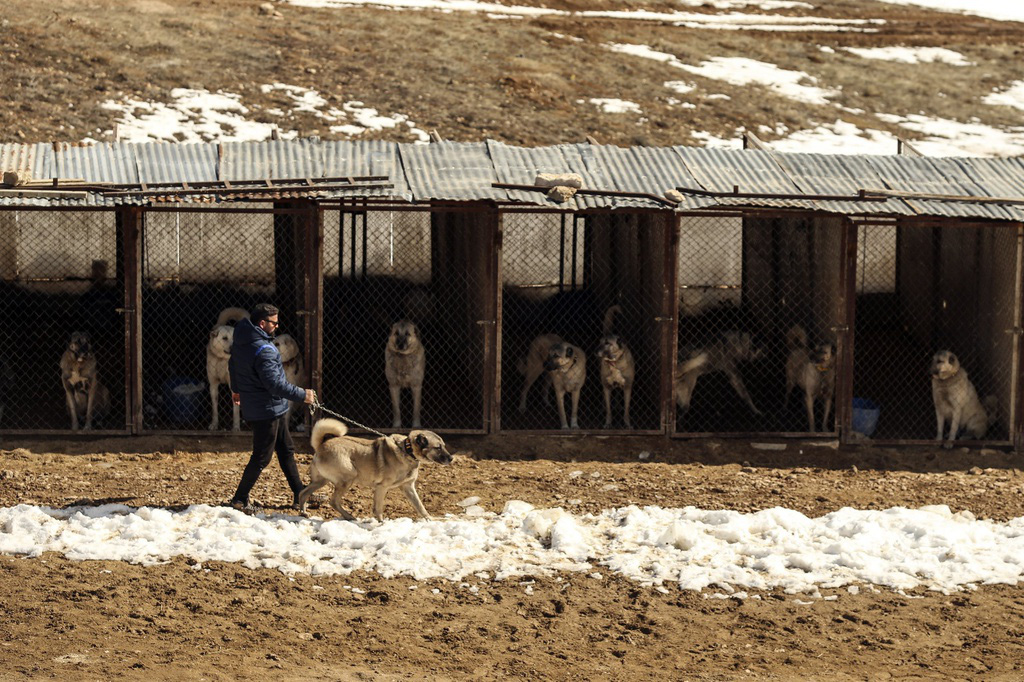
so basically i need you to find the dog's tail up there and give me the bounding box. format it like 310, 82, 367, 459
603, 305, 622, 335
786, 325, 808, 350
311, 418, 348, 450
215, 307, 250, 329
984, 395, 999, 428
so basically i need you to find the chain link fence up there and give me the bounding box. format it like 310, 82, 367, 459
322, 208, 490, 433
853, 220, 1020, 443
501, 211, 669, 431
2, 204, 1021, 446
140, 208, 310, 432
674, 213, 844, 435
0, 209, 125, 431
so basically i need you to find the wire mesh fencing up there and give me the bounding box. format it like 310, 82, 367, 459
501, 211, 670, 432
674, 213, 845, 435
321, 208, 491, 433
853, 220, 1020, 443
0, 209, 125, 431
140, 208, 310, 433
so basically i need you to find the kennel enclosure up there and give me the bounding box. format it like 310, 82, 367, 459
2, 140, 1023, 449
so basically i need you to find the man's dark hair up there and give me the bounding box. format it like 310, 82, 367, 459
251, 303, 279, 323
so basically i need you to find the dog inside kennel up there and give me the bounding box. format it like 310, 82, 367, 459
322, 208, 491, 432
852, 219, 1019, 443
501, 211, 671, 432
0, 210, 125, 431
674, 212, 844, 435
140, 208, 310, 432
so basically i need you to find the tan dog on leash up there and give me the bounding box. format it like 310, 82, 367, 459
296, 418, 453, 521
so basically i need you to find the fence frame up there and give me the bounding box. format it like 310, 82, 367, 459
0, 202, 1020, 450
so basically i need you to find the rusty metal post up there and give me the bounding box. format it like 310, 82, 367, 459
1013, 224, 1024, 452
490, 209, 505, 433
478, 207, 501, 434
302, 201, 324, 421
660, 212, 679, 435
837, 218, 859, 444
118, 206, 143, 434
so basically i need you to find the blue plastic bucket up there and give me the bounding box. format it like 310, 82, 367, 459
851, 397, 881, 437
162, 376, 205, 425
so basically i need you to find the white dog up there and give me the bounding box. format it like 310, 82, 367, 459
207, 307, 248, 431
931, 350, 997, 448
273, 333, 306, 431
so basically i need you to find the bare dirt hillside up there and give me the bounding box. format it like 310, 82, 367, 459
1, 435, 1024, 680
3, 0, 1024, 147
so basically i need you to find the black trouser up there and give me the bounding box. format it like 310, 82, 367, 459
231, 414, 303, 505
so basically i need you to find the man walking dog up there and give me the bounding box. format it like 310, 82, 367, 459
228, 303, 315, 512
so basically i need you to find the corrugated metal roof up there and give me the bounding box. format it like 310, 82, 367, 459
487, 141, 580, 207
55, 142, 138, 184
2, 139, 1024, 219
586, 144, 716, 210
767, 152, 915, 216
219, 140, 276, 182
134, 142, 219, 185
673, 147, 820, 211
861, 155, 1023, 220
321, 139, 409, 200
945, 157, 1024, 222
0, 143, 53, 181
399, 141, 503, 202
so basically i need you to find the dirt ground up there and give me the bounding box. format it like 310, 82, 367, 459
2, 434, 1024, 680
3, 0, 1024, 148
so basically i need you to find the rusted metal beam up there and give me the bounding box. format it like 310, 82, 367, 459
860, 188, 1024, 205
673, 186, 889, 202
491, 182, 680, 207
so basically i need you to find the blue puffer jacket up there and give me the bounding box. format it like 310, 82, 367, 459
228, 318, 306, 422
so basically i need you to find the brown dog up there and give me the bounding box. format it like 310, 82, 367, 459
60, 331, 111, 430
596, 305, 635, 429
674, 331, 763, 420
385, 320, 426, 428
784, 325, 835, 433
519, 334, 587, 429
296, 418, 453, 521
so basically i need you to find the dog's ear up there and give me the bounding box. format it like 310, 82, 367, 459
947, 353, 957, 365
415, 434, 428, 449
209, 329, 219, 339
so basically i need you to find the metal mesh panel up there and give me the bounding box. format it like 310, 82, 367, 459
141, 209, 309, 432
854, 220, 1020, 442
675, 213, 844, 435
501, 212, 667, 431
0, 210, 125, 431
322, 209, 488, 432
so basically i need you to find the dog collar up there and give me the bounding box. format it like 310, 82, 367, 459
816, 364, 830, 372
403, 437, 416, 459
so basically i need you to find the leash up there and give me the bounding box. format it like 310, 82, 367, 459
308, 396, 388, 438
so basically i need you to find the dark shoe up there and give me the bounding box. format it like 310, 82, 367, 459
228, 499, 261, 515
